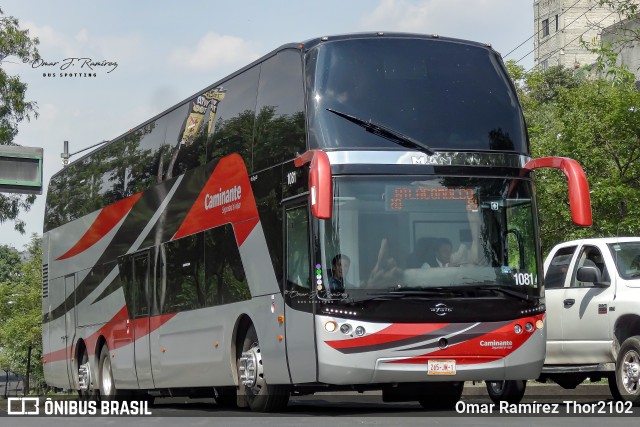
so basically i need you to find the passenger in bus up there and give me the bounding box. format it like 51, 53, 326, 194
422, 238, 453, 268
367, 238, 403, 286
406, 237, 437, 268
421, 238, 476, 268
328, 254, 351, 294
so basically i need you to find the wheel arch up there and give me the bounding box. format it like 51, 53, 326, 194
231, 314, 254, 385
613, 314, 640, 357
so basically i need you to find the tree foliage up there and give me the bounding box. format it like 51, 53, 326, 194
506, 60, 640, 254
0, 234, 43, 395
0, 8, 40, 233
0, 244, 21, 283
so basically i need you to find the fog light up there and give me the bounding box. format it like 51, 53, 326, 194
355, 326, 366, 336
525, 322, 534, 333
324, 321, 337, 332
514, 324, 523, 334
340, 324, 352, 335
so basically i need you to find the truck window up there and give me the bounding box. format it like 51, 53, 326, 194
544, 246, 576, 289
571, 246, 609, 287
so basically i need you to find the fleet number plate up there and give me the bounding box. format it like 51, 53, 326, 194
427, 359, 456, 375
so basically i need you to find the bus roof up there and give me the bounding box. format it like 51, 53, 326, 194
52, 32, 499, 178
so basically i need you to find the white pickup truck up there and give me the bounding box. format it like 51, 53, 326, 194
487, 237, 640, 404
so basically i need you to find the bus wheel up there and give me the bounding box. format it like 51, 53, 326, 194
417, 382, 464, 410
98, 345, 117, 401
614, 336, 640, 404
485, 380, 526, 404
77, 349, 95, 400
237, 325, 289, 412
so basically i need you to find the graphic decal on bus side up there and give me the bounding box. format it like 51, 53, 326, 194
56, 193, 143, 261
43, 306, 177, 363
44, 172, 203, 324
43, 153, 265, 365
173, 153, 259, 245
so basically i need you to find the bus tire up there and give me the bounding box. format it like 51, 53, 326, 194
98, 345, 118, 401
614, 335, 640, 405
417, 382, 464, 410
77, 347, 96, 400
237, 325, 289, 412
485, 380, 526, 404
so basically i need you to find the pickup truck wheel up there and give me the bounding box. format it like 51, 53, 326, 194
485, 380, 526, 404
607, 372, 622, 401
615, 336, 640, 404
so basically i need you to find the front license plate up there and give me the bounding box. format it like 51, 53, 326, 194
427, 359, 456, 375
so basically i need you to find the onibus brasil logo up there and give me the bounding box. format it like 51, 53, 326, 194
7, 397, 152, 416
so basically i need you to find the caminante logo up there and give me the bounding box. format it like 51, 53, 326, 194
204, 185, 242, 210
480, 340, 513, 348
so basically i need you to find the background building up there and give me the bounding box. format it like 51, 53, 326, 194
602, 15, 640, 82
534, 0, 624, 69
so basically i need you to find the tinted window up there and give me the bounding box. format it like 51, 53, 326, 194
253, 50, 306, 171
544, 246, 576, 289
161, 233, 205, 313
204, 224, 250, 305
307, 38, 526, 153
119, 252, 151, 318
164, 102, 198, 179
206, 67, 260, 171
571, 246, 609, 287
123, 117, 169, 196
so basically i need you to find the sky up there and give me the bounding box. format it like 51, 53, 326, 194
0, 0, 535, 250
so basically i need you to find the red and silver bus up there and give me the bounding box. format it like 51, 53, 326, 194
42, 33, 591, 411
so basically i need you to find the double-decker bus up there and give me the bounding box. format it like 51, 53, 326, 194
42, 33, 591, 411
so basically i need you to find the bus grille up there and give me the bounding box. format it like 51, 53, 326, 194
42, 264, 49, 298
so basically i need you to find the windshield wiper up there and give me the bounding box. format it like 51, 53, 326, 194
474, 285, 541, 302
326, 108, 434, 155
339, 288, 462, 305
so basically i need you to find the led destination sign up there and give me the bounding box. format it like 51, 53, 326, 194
386, 186, 479, 212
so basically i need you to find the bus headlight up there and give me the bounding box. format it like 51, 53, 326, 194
355, 326, 366, 336
340, 324, 352, 335
324, 321, 337, 332
514, 324, 523, 334
525, 322, 534, 333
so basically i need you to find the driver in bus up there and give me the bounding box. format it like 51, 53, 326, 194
328, 254, 350, 294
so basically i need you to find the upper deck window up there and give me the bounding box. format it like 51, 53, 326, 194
306, 37, 527, 154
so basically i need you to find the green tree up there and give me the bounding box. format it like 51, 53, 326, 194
0, 234, 43, 395
506, 62, 640, 254
0, 244, 21, 283
0, 8, 40, 233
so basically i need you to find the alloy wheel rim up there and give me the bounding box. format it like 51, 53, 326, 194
239, 343, 265, 394
102, 356, 113, 396
621, 349, 640, 395
489, 381, 505, 394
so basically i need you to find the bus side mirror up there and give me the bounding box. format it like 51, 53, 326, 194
523, 157, 592, 227
294, 150, 333, 219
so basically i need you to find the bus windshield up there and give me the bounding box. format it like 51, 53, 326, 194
306, 37, 527, 153
320, 176, 540, 298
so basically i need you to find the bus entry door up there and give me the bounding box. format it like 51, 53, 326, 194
283, 204, 317, 383
132, 251, 155, 389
